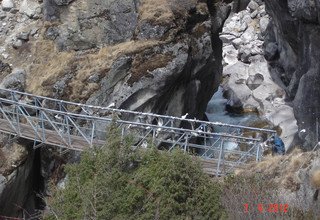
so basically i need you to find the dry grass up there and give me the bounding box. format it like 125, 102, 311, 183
237, 148, 316, 191
139, 0, 198, 25
128, 53, 173, 85
310, 170, 320, 189
27, 40, 75, 96
25, 39, 163, 102
139, 0, 174, 25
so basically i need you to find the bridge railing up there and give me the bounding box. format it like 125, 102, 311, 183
0, 88, 277, 175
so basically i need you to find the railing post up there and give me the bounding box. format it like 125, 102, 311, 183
256, 142, 261, 162
66, 115, 71, 147
121, 126, 125, 143
216, 139, 224, 176
90, 120, 95, 147
184, 134, 189, 153
40, 111, 45, 142
152, 128, 155, 145
16, 105, 20, 135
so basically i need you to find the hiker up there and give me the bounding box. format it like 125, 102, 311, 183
271, 134, 285, 155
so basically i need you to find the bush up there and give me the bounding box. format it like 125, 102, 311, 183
44, 126, 225, 219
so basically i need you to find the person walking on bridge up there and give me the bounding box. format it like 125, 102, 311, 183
271, 134, 285, 155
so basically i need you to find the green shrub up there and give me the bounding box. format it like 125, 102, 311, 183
45, 126, 225, 220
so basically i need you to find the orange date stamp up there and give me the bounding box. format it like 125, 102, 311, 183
244, 203, 289, 213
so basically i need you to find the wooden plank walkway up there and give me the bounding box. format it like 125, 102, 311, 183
0, 118, 105, 151
0, 118, 234, 175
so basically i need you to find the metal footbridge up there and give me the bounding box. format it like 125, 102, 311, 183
0, 88, 276, 175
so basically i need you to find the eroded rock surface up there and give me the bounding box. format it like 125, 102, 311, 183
220, 0, 298, 149
265, 0, 320, 148
0, 136, 36, 216
0, 0, 228, 120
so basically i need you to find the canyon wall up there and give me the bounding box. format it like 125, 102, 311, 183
265, 0, 320, 148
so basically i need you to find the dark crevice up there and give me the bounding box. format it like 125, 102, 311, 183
33, 148, 46, 211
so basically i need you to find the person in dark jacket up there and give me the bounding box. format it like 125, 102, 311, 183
271, 134, 285, 155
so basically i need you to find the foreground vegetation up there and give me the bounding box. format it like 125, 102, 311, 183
44, 126, 320, 219
45, 126, 225, 219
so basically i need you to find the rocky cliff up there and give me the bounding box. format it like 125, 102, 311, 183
0, 0, 229, 216
1, 0, 228, 120
264, 0, 320, 148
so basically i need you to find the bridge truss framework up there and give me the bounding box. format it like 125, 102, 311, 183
0, 88, 276, 175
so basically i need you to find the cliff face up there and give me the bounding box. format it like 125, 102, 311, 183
2, 0, 229, 120
264, 0, 320, 148
0, 0, 230, 216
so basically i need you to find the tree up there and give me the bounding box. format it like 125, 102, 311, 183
45, 126, 225, 219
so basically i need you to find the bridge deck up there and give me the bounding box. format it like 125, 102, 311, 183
0, 118, 105, 151
0, 118, 242, 175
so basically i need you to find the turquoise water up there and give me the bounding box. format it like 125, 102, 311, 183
205, 86, 259, 152
206, 86, 259, 132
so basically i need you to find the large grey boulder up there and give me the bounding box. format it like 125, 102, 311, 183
1, 0, 14, 11
20, 0, 42, 19
0, 69, 26, 91
264, 42, 279, 61
259, 16, 269, 35
247, 0, 259, 12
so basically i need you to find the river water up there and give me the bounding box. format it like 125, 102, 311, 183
205, 86, 259, 151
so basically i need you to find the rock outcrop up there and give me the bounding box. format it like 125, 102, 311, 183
219, 0, 298, 149
1, 0, 228, 120
264, 0, 320, 149
0, 137, 37, 216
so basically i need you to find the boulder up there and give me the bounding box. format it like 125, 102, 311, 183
259, 16, 269, 35
264, 42, 278, 61
223, 45, 238, 66
247, 0, 259, 12
0, 68, 26, 91
0, 60, 11, 76
232, 38, 243, 49
19, 0, 42, 19
220, 34, 236, 44
16, 31, 30, 41
12, 39, 23, 49
1, 0, 15, 11
241, 26, 256, 43
246, 73, 264, 90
